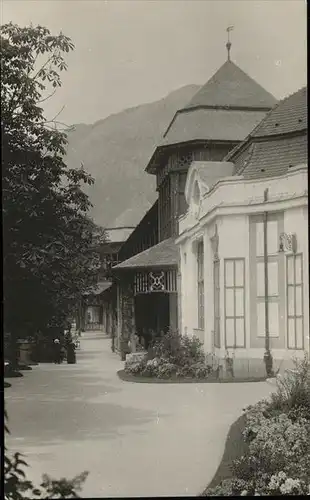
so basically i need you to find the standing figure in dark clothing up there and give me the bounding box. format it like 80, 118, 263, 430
53, 338, 62, 364
66, 341, 76, 364
64, 321, 72, 337
64, 329, 72, 347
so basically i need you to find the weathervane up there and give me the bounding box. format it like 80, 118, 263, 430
226, 26, 234, 61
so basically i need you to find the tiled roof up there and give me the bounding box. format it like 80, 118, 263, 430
113, 238, 178, 270
184, 60, 277, 110
228, 87, 308, 180
145, 60, 276, 174
251, 86, 307, 138
236, 134, 308, 179
160, 108, 268, 147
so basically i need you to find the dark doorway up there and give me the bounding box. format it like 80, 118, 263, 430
135, 293, 170, 346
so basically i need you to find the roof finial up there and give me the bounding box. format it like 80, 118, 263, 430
226, 26, 234, 61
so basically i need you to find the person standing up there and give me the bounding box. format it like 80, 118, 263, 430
66, 341, 76, 364
64, 329, 72, 347
53, 339, 62, 364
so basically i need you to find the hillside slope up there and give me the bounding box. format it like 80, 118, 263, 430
65, 84, 199, 227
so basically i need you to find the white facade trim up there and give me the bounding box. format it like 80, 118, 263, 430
177, 194, 308, 244
178, 164, 308, 242
178, 160, 309, 376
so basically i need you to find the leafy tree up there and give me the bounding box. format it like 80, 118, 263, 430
1, 22, 105, 363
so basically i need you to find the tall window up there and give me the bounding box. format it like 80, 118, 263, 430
214, 260, 220, 347
197, 241, 204, 330
255, 219, 280, 338
287, 254, 304, 349
224, 259, 245, 348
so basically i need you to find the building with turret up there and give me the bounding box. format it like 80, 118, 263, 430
177, 86, 308, 376
108, 42, 277, 354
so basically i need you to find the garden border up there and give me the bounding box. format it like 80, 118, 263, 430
201, 413, 248, 495
117, 370, 267, 384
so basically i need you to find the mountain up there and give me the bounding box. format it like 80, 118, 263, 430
65, 84, 200, 228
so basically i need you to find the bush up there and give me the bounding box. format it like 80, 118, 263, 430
176, 361, 212, 379
124, 330, 213, 380
124, 354, 147, 375
207, 412, 310, 496
151, 330, 205, 366
233, 413, 310, 487
157, 362, 177, 379
269, 352, 310, 414
206, 355, 310, 496
140, 358, 161, 377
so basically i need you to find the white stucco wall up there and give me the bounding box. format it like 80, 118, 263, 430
217, 215, 250, 352
178, 162, 309, 375
180, 235, 200, 337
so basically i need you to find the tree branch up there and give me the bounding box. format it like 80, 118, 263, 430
38, 88, 57, 103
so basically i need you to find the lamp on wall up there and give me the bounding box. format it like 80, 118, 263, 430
279, 233, 297, 253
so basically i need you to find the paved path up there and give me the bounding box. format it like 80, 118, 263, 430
5, 332, 275, 497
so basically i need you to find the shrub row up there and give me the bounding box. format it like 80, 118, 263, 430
125, 355, 212, 379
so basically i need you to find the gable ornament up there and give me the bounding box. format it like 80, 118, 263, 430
149, 271, 165, 292
279, 232, 297, 253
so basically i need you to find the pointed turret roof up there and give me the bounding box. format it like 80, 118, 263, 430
146, 60, 277, 174
184, 60, 277, 110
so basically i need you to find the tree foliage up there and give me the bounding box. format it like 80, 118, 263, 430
1, 22, 105, 344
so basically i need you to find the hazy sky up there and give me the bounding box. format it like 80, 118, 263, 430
1, 0, 307, 125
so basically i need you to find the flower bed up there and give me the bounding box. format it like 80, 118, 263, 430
124, 330, 214, 381
204, 353, 310, 496
117, 369, 266, 384
122, 331, 267, 383
124, 355, 213, 380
